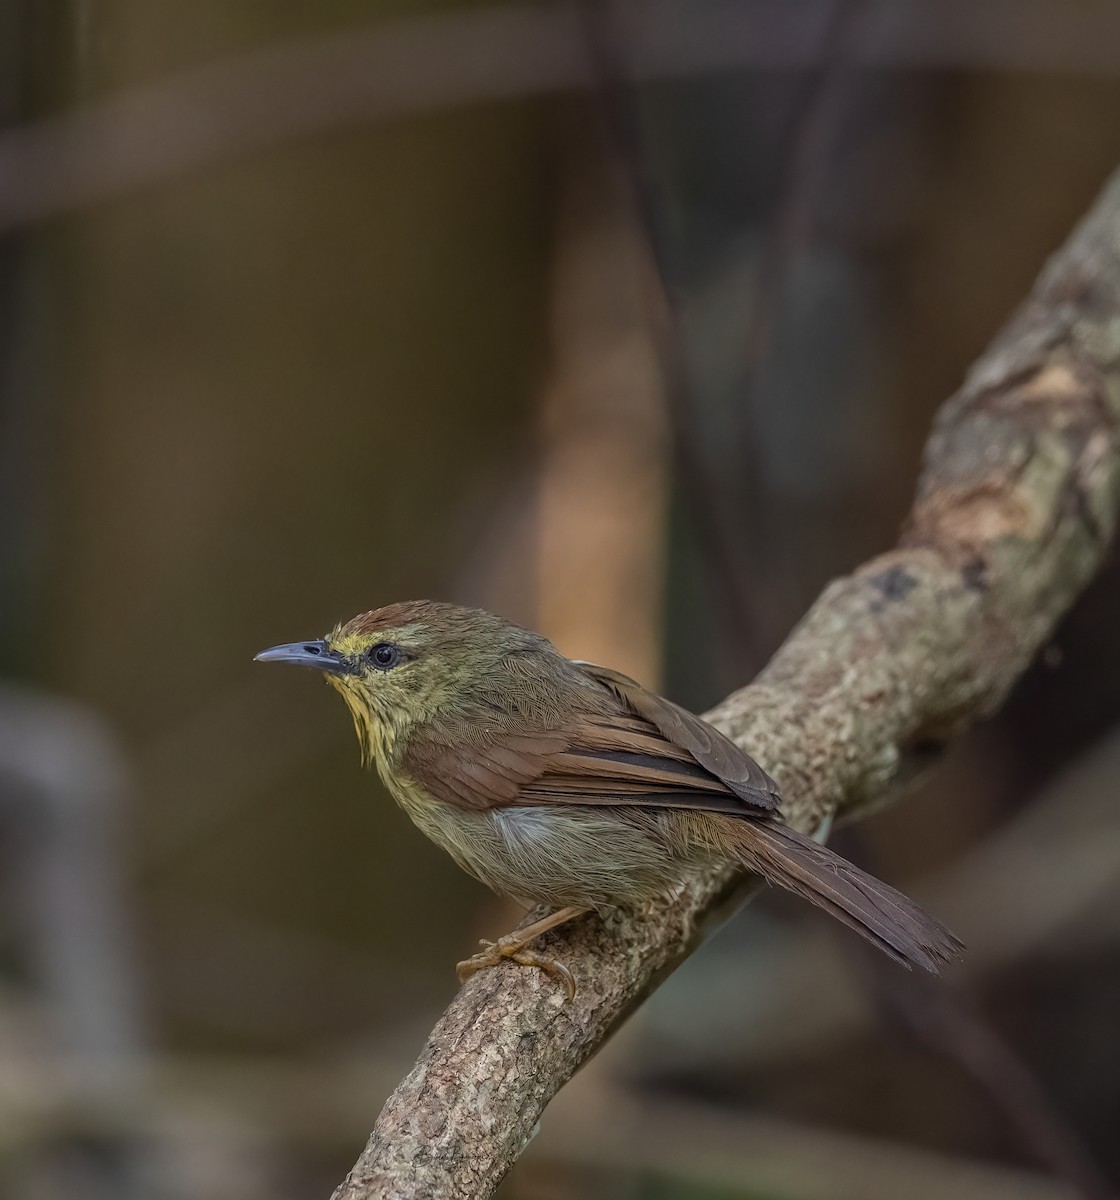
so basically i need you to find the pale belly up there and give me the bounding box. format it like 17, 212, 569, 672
386, 774, 682, 910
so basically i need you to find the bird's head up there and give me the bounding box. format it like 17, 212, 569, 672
255, 600, 547, 763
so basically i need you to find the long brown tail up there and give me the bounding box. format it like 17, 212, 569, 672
728, 818, 963, 972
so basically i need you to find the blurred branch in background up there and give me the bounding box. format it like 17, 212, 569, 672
649, 719, 1120, 1075
738, 0, 868, 375
0, 1054, 1086, 1200
579, 0, 761, 672
581, 0, 871, 673
867, 965, 1116, 1200
329, 162, 1120, 1199
7, 2, 1120, 231
531, 111, 669, 685
0, 685, 151, 1199
524, 1082, 1085, 1200
0, 686, 144, 1071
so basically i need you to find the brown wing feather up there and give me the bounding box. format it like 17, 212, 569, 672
573, 661, 781, 810
405, 730, 566, 810
402, 674, 779, 819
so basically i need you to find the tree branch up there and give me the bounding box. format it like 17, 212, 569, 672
331, 169, 1120, 1200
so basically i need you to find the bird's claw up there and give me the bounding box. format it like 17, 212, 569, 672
456, 937, 577, 1001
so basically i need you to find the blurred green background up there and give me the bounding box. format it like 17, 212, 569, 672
3, 2, 1120, 1198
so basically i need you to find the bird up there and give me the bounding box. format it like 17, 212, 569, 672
256, 600, 962, 997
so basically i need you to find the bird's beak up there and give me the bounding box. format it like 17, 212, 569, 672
254, 640, 353, 674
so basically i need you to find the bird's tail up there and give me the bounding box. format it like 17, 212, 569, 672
724, 817, 963, 972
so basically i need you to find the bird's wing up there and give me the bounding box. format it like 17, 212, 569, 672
400, 666, 780, 817
572, 661, 781, 810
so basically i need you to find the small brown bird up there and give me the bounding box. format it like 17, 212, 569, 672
257, 601, 961, 996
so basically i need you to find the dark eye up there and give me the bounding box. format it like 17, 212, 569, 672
368, 642, 401, 670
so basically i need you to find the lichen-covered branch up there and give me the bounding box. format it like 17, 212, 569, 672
331, 170, 1120, 1200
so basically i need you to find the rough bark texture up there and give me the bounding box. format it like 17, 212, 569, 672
331, 170, 1120, 1200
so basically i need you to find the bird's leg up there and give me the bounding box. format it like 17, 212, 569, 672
457, 905, 588, 1000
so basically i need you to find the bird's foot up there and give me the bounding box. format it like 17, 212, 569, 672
457, 935, 576, 1001
456, 906, 586, 1000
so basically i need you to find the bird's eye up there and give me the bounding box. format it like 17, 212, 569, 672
368, 642, 401, 670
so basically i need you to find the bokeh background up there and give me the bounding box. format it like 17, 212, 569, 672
3, 2, 1120, 1198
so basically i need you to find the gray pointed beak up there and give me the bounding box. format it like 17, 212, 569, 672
254, 639, 352, 674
